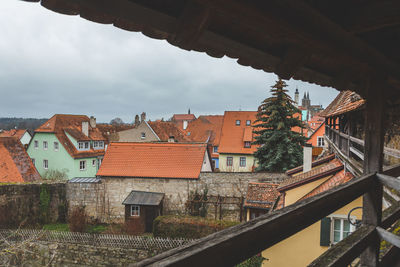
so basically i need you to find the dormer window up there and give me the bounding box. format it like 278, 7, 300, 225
244, 141, 251, 148
236, 120, 241, 126
85, 142, 89, 149
246, 120, 251, 126
78, 142, 84, 150
78, 141, 90, 150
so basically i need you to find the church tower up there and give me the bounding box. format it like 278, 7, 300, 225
294, 87, 299, 106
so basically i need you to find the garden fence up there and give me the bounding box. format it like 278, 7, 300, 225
0, 229, 195, 251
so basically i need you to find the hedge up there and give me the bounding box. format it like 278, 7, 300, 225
153, 215, 240, 239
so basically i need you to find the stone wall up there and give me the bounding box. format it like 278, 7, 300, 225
67, 172, 287, 223
7, 241, 154, 267
0, 183, 67, 227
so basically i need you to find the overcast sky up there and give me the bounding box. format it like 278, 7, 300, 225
0, 1, 339, 123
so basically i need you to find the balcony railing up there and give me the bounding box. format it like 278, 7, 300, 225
134, 163, 400, 267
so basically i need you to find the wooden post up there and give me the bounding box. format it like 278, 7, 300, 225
360, 82, 385, 267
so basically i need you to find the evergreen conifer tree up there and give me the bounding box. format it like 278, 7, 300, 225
253, 78, 307, 172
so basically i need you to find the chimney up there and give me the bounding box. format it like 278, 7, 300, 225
134, 115, 140, 126
141, 112, 146, 122
183, 120, 188, 130
303, 144, 312, 173
82, 121, 89, 136
89, 116, 96, 128
168, 136, 175, 143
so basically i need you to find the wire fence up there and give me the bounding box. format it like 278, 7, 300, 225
0, 229, 195, 251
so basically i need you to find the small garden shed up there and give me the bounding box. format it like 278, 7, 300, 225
122, 190, 164, 233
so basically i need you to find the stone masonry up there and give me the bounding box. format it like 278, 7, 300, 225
67, 172, 287, 223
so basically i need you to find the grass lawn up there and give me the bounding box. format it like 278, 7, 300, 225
43, 223, 69, 232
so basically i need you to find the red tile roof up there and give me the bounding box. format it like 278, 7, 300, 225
0, 137, 41, 183
319, 91, 365, 118
219, 111, 258, 155
299, 170, 354, 201
172, 114, 196, 121
97, 142, 207, 179
0, 129, 28, 139
278, 158, 343, 191
244, 182, 280, 210
148, 121, 192, 142
35, 114, 105, 159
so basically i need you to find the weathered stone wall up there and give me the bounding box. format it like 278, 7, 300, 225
67, 172, 287, 223
6, 241, 154, 267
0, 183, 67, 227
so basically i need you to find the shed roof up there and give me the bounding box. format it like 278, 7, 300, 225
122, 190, 165, 206
244, 183, 280, 210
68, 177, 101, 183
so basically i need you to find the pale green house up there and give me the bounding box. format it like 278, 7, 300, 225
27, 114, 106, 179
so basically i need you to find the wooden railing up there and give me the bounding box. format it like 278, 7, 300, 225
134, 164, 400, 267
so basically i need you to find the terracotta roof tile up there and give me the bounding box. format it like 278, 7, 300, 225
172, 114, 196, 121
278, 158, 343, 191
97, 142, 207, 179
219, 111, 259, 155
319, 91, 365, 118
0, 137, 41, 183
36, 114, 105, 159
299, 170, 354, 201
244, 182, 280, 209
148, 121, 192, 142
0, 129, 27, 139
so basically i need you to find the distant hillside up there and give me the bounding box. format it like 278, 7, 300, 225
0, 117, 48, 134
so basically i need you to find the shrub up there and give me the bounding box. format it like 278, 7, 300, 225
39, 184, 51, 224
68, 206, 87, 232
153, 215, 239, 239
236, 254, 265, 267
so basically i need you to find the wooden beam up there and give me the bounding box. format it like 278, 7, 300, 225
308, 225, 377, 267
377, 173, 400, 192
169, 1, 210, 50
275, 45, 311, 80
134, 173, 375, 267
360, 81, 386, 266
381, 202, 400, 229
377, 227, 400, 249
347, 1, 400, 34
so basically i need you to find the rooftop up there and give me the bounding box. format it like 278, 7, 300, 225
0, 137, 41, 183
244, 182, 280, 210
319, 91, 365, 118
148, 121, 192, 142
0, 129, 28, 139
97, 142, 208, 179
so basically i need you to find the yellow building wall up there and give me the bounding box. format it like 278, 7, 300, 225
219, 154, 256, 172
262, 195, 363, 267
284, 176, 331, 206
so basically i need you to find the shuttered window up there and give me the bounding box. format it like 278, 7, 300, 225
320, 217, 331, 246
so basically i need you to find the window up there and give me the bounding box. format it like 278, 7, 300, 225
84, 142, 89, 149
227, 157, 233, 167
32, 158, 35, 166
320, 216, 356, 246
213, 146, 218, 153
317, 136, 325, 147
332, 218, 355, 244
240, 157, 246, 167
43, 159, 48, 169
141, 132, 146, 139
54, 142, 59, 151
34, 140, 39, 149
93, 141, 98, 148
246, 120, 251, 126
43, 141, 48, 150
92, 159, 96, 167
131, 205, 140, 216
244, 141, 251, 148
98, 141, 104, 148
235, 120, 241, 126
78, 142, 84, 150
79, 160, 86, 171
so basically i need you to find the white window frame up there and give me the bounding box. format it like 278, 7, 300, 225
317, 136, 325, 147
131, 205, 140, 216
34, 140, 39, 149
93, 141, 98, 148
227, 156, 233, 167
43, 159, 48, 170
239, 156, 246, 167
54, 142, 59, 151
78, 142, 84, 150
246, 120, 251, 126
330, 215, 356, 244
84, 142, 89, 149
98, 141, 104, 148
244, 141, 251, 148
43, 141, 48, 150
79, 160, 86, 171
235, 120, 241, 126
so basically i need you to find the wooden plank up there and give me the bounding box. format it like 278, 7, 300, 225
360, 82, 385, 266
377, 173, 400, 192
383, 163, 400, 178
376, 227, 400, 249
308, 225, 376, 267
350, 146, 364, 161
275, 45, 311, 80
381, 203, 400, 230
134, 173, 375, 267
